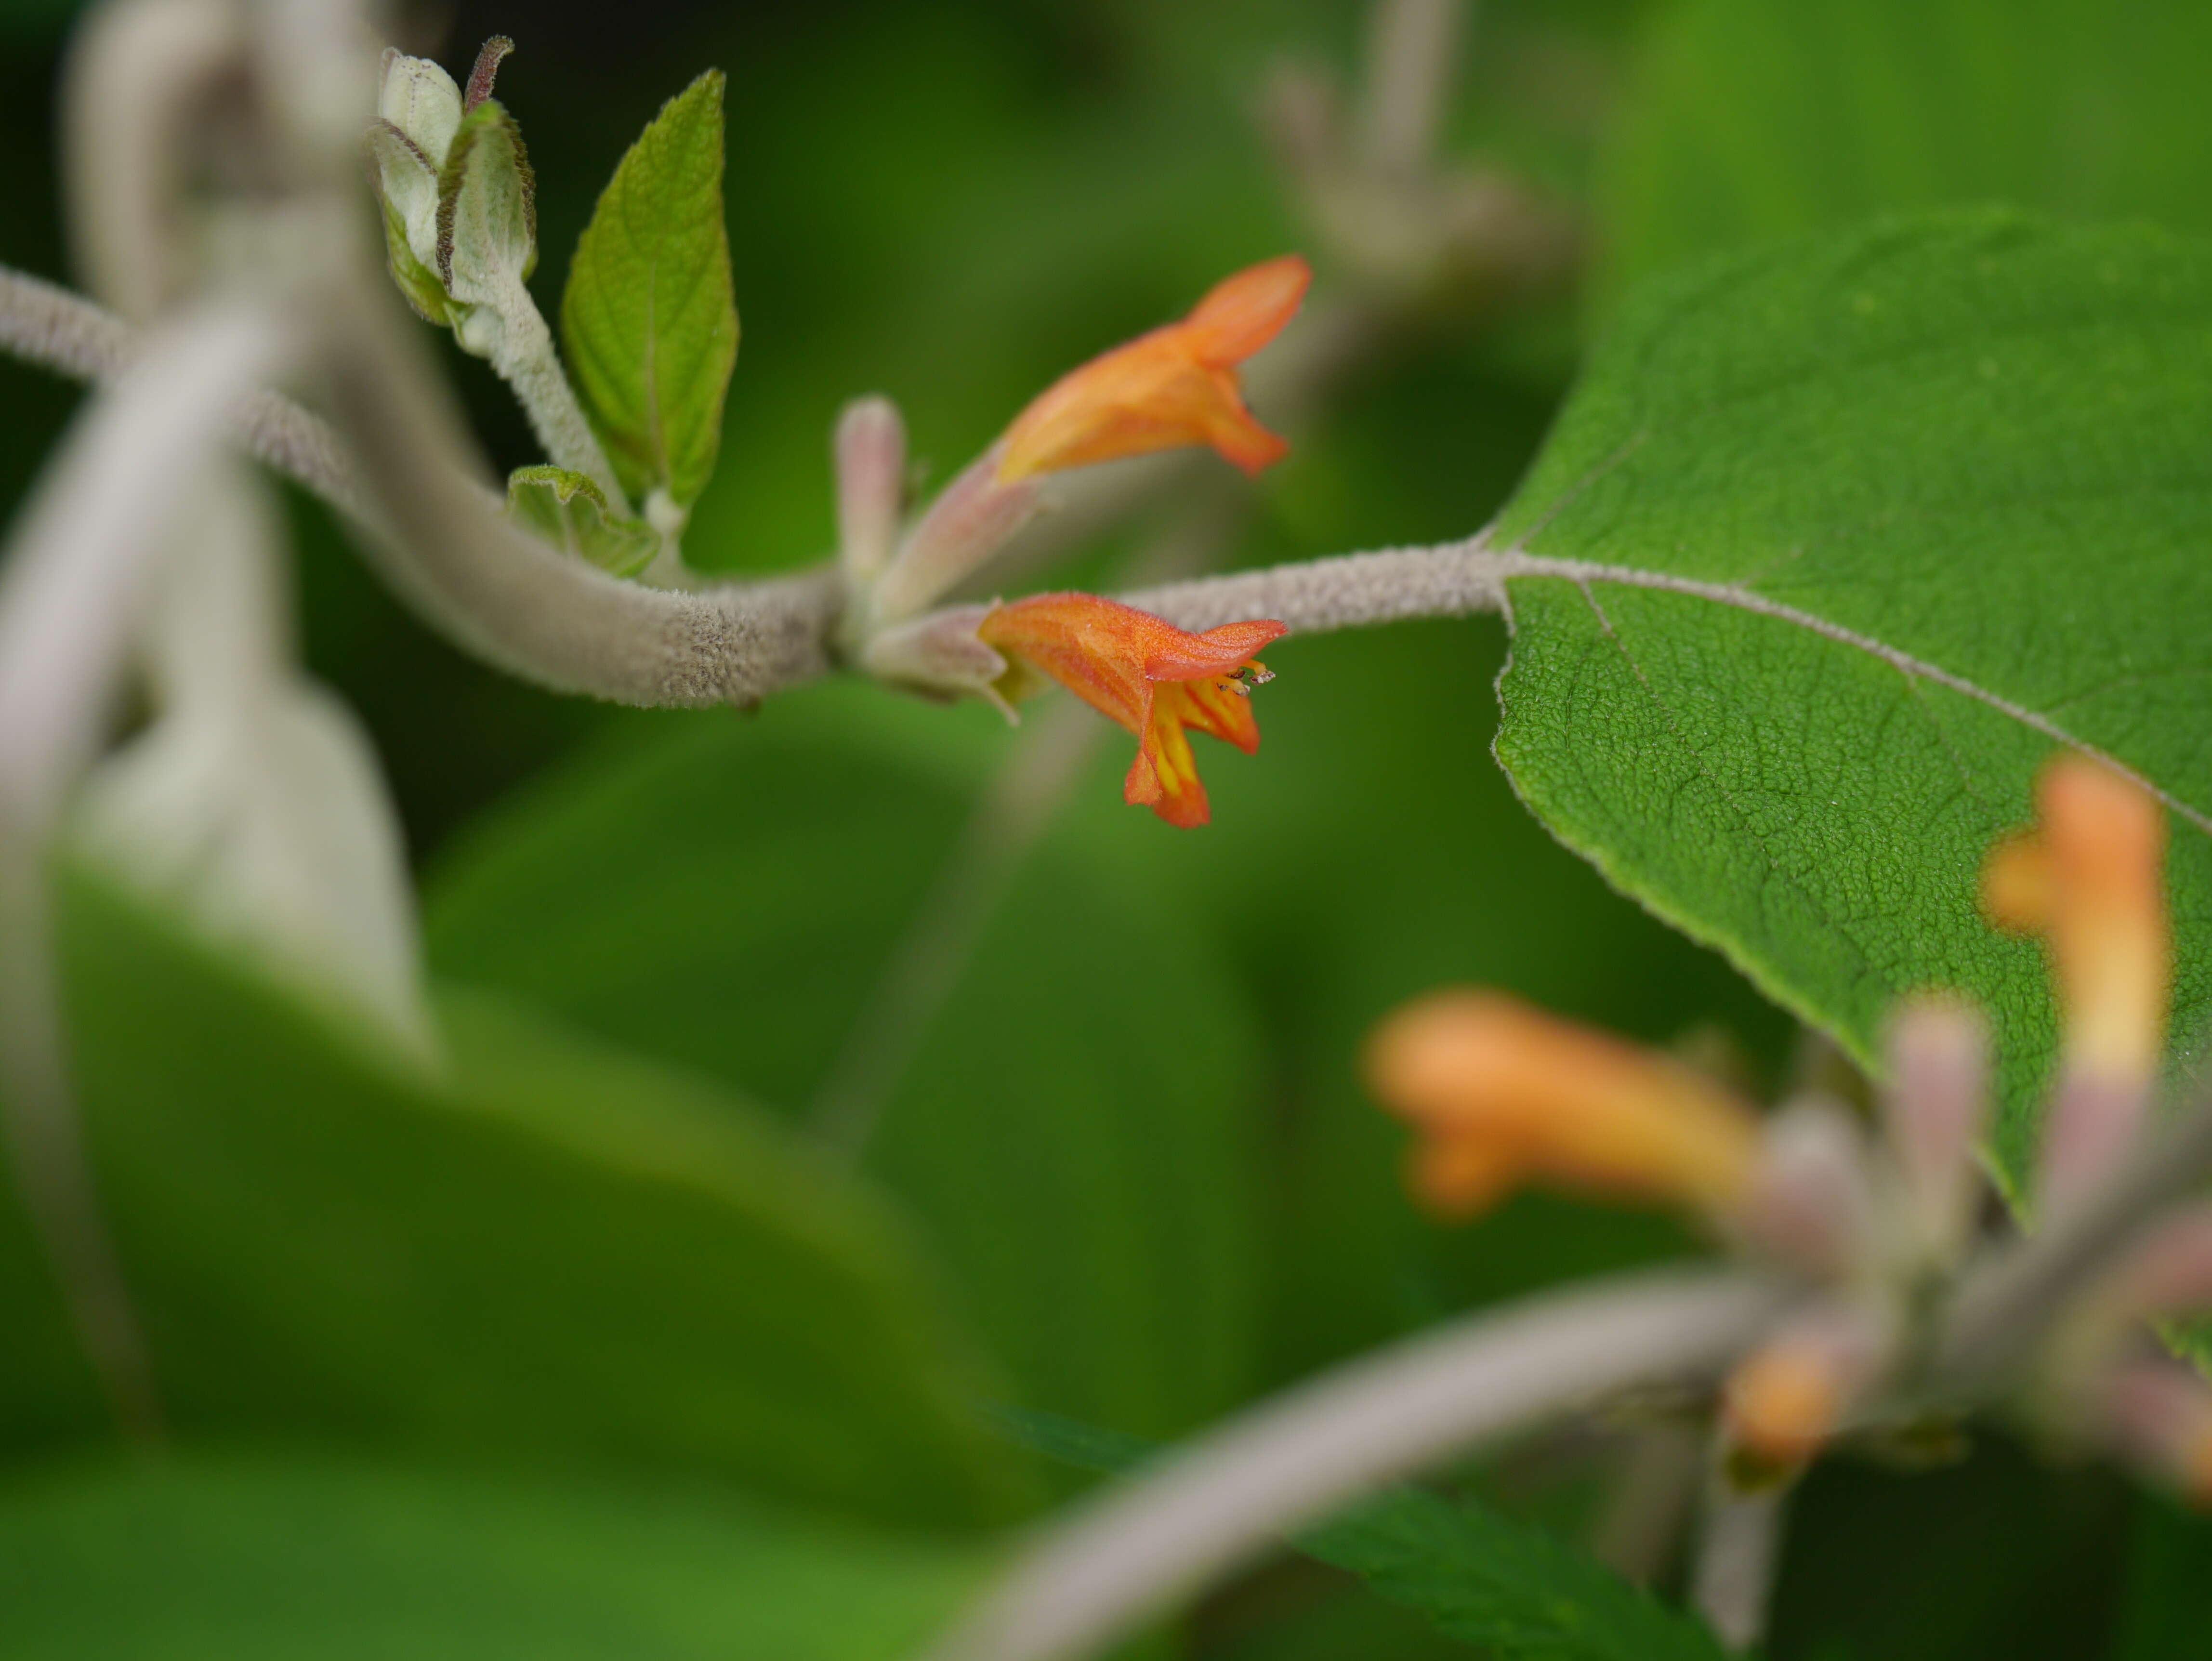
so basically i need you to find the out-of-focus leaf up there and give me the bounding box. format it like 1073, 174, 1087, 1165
1, 858, 1031, 1529
0, 1450, 985, 1661
426, 684, 1263, 1442
1300, 1488, 1727, 1661
1488, 212, 2212, 1189
996, 1404, 1727, 1661
1597, 0, 2212, 304
506, 464, 659, 576
2113, 1494, 2212, 1661
559, 71, 738, 509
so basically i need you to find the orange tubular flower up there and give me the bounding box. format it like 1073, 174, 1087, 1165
1983, 754, 2170, 1087
977, 593, 1286, 828
996, 255, 1311, 483
1364, 989, 1762, 1220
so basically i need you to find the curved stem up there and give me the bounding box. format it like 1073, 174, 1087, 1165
1690, 1476, 1789, 1653
0, 259, 1526, 706
921, 1268, 1786, 1661
0, 265, 359, 514
311, 261, 839, 706
0, 301, 299, 1443
487, 291, 627, 509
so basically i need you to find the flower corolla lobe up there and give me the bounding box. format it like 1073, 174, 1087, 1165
978, 593, 1286, 828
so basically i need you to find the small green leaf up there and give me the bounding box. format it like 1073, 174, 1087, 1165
4, 857, 1034, 1530
995, 1405, 1728, 1661
436, 98, 538, 358
560, 70, 739, 509
1487, 211, 2212, 1189
506, 464, 658, 577
0, 1451, 986, 1661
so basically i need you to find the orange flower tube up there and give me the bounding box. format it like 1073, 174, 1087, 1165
997, 255, 1310, 482
1984, 755, 2169, 1088
1364, 989, 1761, 1219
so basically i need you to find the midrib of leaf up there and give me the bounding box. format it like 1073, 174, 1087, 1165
1486, 546, 2212, 836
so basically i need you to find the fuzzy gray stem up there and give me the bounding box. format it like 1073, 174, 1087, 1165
0, 260, 1529, 705
313, 262, 838, 706
921, 1268, 1786, 1661
1358, 0, 1466, 173
1690, 1475, 1789, 1652
488, 295, 628, 509
1118, 537, 1504, 633
0, 264, 360, 514
1936, 1082, 2212, 1393
0, 300, 298, 1442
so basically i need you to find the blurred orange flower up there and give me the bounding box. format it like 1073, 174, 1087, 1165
1983, 754, 2170, 1088
996, 254, 1310, 482
978, 592, 1286, 828
1364, 989, 1761, 1219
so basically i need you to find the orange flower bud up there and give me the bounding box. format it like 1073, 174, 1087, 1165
1363, 989, 1761, 1221
1721, 1310, 1887, 1472
996, 255, 1310, 483
1983, 755, 2169, 1088
978, 592, 1286, 828
1725, 1341, 1842, 1469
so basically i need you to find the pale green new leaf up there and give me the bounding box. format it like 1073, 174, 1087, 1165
560, 70, 739, 508
1489, 211, 2212, 1187
507, 464, 658, 577
435, 98, 539, 360
0, 1452, 985, 1661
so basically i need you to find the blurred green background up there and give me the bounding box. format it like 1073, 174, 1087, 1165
4, 0, 2212, 1656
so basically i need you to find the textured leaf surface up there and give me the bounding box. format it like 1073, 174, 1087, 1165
559, 71, 738, 507
3, 860, 1028, 1529
0, 1452, 982, 1661
436, 98, 537, 296
1599, 0, 2212, 303
1489, 212, 2212, 1186
998, 1406, 1726, 1661
426, 686, 1262, 1443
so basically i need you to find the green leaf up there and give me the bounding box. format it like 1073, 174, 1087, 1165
1598, 0, 2212, 305
7, 857, 1031, 1529
0, 1451, 984, 1661
560, 71, 739, 509
1488, 211, 2212, 1187
1300, 1491, 1728, 1661
425, 684, 1262, 1443
507, 464, 659, 577
995, 1405, 1727, 1661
